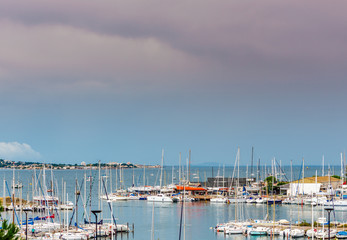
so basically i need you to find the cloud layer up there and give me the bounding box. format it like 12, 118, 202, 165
1, 0, 347, 97
0, 142, 41, 161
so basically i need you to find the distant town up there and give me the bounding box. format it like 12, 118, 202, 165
0, 158, 160, 170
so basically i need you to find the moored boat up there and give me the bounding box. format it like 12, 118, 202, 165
147, 194, 173, 202
337, 231, 347, 239
249, 227, 268, 235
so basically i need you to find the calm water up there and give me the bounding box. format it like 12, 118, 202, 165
0, 166, 344, 240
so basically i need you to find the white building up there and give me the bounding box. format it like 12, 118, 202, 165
286, 176, 340, 196
288, 183, 321, 196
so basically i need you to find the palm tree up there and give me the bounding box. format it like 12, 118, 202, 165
0, 220, 20, 240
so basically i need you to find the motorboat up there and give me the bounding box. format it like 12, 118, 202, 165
60, 201, 74, 210
225, 226, 243, 234
249, 227, 268, 235
210, 196, 228, 203
147, 194, 173, 202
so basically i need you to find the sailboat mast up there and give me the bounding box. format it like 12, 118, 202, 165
116, 165, 118, 191
12, 166, 15, 224
159, 149, 164, 189
188, 149, 191, 184
290, 160, 293, 183
251, 146, 254, 178
143, 167, 145, 190
132, 167, 135, 187
75, 178, 78, 228
257, 158, 260, 183
303, 157, 305, 181
2, 178, 5, 210
84, 172, 86, 217
179, 152, 181, 186
98, 160, 101, 209
110, 166, 113, 194
341, 153, 344, 185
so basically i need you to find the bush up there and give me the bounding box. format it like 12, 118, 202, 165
0, 220, 20, 239
299, 220, 311, 226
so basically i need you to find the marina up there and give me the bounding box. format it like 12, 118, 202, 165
1, 163, 347, 240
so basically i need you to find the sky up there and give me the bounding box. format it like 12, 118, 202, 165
0, 0, 347, 166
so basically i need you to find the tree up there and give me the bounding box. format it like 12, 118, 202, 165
264, 176, 288, 194
0, 220, 20, 240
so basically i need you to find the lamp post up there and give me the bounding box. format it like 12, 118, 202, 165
23, 209, 32, 240
325, 206, 334, 239
92, 210, 102, 240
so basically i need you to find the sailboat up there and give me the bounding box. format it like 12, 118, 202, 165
224, 149, 243, 235
147, 149, 173, 203
290, 158, 305, 238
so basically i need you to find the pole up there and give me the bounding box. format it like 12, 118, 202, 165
325, 207, 333, 240
328, 211, 330, 240
95, 214, 98, 240
25, 211, 28, 240
92, 210, 101, 240
23, 209, 32, 240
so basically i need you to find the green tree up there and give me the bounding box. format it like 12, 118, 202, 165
0, 220, 20, 240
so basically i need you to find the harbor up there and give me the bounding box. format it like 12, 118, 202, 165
1, 161, 347, 240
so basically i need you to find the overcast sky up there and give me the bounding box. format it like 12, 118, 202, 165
0, 0, 346, 166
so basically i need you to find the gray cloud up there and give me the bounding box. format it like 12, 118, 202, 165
1, 0, 347, 96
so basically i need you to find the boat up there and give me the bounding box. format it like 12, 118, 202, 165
13, 181, 23, 189
306, 228, 317, 238
282, 228, 291, 237
109, 195, 129, 201
249, 227, 268, 235
225, 226, 243, 234
267, 228, 282, 236
210, 196, 228, 203
327, 199, 347, 207
267, 199, 282, 204
337, 231, 347, 239
215, 223, 228, 232
47, 232, 88, 240
315, 229, 337, 239
175, 185, 206, 191
147, 194, 173, 202
33, 195, 59, 206
255, 197, 266, 204
60, 201, 74, 210
246, 197, 256, 204
290, 229, 305, 238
